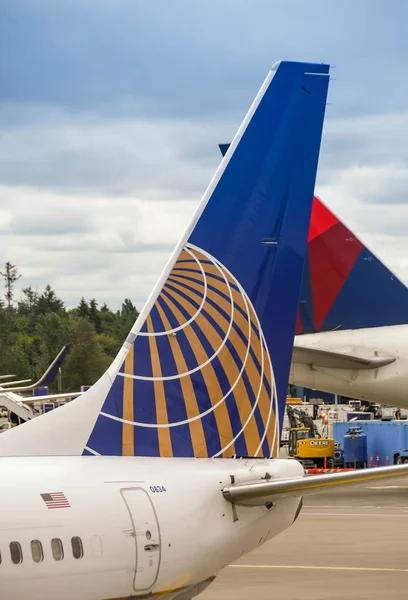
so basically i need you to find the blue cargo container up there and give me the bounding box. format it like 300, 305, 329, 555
333, 421, 408, 466
343, 426, 367, 467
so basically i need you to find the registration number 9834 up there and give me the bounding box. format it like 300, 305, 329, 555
150, 485, 167, 493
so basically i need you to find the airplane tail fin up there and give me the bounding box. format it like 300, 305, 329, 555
1, 344, 72, 392
297, 197, 408, 334
0, 61, 329, 458
219, 150, 408, 335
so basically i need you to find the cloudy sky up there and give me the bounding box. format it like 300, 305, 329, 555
2, 0, 408, 309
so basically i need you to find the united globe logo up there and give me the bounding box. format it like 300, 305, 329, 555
89, 243, 280, 459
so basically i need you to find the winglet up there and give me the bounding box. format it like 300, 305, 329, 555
3, 344, 71, 392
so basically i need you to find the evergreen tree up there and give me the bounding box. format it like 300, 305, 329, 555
0, 271, 138, 391
117, 297, 138, 342
18, 287, 40, 316
77, 297, 89, 319
121, 298, 138, 317
36, 285, 65, 314
63, 319, 110, 389
89, 298, 101, 332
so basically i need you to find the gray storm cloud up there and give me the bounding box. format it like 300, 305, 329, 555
2, 0, 408, 308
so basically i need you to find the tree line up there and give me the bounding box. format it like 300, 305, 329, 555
0, 283, 139, 392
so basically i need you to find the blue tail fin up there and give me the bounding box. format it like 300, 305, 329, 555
296, 197, 408, 334
0, 61, 329, 459
84, 61, 330, 458
42, 344, 72, 386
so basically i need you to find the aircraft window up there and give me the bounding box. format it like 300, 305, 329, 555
10, 542, 23, 564
31, 540, 44, 563
71, 537, 83, 559
51, 538, 64, 561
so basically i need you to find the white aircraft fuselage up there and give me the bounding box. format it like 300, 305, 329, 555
291, 324, 408, 407
0, 456, 302, 600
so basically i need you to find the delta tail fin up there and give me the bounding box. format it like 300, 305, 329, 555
220, 147, 408, 335
0, 61, 329, 458
297, 197, 408, 334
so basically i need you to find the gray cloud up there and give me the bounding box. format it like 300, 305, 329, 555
11, 213, 95, 236
3, 0, 408, 120
0, 185, 194, 308
3, 1, 408, 309
320, 111, 408, 173
0, 104, 225, 197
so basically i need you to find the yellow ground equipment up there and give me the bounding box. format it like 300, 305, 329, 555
286, 405, 335, 468
288, 427, 335, 468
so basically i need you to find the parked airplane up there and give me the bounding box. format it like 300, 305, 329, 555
0, 60, 406, 600
219, 148, 408, 409
0, 344, 78, 425
1, 343, 72, 393
227, 136, 408, 409
289, 196, 408, 408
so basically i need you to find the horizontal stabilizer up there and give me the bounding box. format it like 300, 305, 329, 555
223, 463, 408, 506
21, 391, 83, 404
292, 345, 396, 370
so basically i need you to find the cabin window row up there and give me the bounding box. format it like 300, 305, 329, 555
2, 537, 83, 565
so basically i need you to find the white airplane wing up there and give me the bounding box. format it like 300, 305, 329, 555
20, 391, 83, 403
292, 344, 395, 370
222, 463, 408, 506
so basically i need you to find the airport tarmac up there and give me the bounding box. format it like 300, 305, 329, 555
201, 476, 408, 600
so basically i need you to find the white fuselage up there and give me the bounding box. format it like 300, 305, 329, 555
291, 325, 408, 407
0, 456, 303, 600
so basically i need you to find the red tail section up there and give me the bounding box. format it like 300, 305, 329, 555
297, 196, 408, 334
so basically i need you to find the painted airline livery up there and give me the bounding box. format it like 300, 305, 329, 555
220, 143, 408, 409
290, 197, 408, 408
0, 60, 407, 600
0, 343, 71, 394
0, 344, 79, 426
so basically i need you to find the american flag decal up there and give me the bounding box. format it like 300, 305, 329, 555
40, 492, 70, 509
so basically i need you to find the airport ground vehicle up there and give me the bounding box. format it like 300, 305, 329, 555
286, 405, 335, 467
